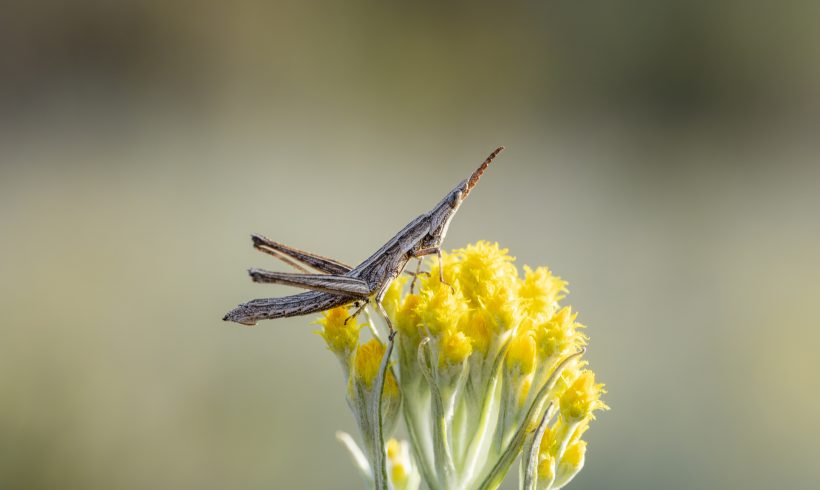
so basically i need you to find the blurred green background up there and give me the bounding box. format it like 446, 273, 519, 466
2, 1, 819, 489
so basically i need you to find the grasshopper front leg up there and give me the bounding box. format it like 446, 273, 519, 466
407, 258, 431, 294
411, 247, 453, 293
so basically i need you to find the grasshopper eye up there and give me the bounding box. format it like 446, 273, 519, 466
450, 190, 462, 208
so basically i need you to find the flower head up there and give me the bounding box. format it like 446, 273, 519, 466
321, 241, 606, 490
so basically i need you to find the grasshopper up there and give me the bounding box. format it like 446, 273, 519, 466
223, 146, 504, 338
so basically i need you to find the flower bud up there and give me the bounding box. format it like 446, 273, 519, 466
553, 440, 587, 489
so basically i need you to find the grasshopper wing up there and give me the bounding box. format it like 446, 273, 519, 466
251, 234, 353, 274
248, 268, 371, 297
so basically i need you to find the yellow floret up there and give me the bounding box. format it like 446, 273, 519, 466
460, 308, 494, 354
394, 294, 422, 337
440, 329, 473, 366
383, 275, 409, 317
451, 241, 519, 309
519, 266, 567, 321
559, 370, 609, 422
315, 307, 361, 357
535, 306, 588, 360
354, 339, 387, 389
562, 439, 587, 468
414, 282, 467, 336
538, 453, 556, 481
506, 330, 537, 375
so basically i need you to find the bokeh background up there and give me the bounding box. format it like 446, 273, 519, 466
2, 1, 819, 489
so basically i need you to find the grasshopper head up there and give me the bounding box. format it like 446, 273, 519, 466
427, 146, 505, 243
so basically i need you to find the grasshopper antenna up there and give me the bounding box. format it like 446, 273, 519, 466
465, 146, 505, 196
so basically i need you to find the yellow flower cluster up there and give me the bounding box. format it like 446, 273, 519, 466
387, 241, 605, 489
317, 241, 606, 490
387, 241, 585, 374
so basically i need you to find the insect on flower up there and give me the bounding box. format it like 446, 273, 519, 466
223, 147, 505, 337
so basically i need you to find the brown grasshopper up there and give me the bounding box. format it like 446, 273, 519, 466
223, 147, 504, 338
